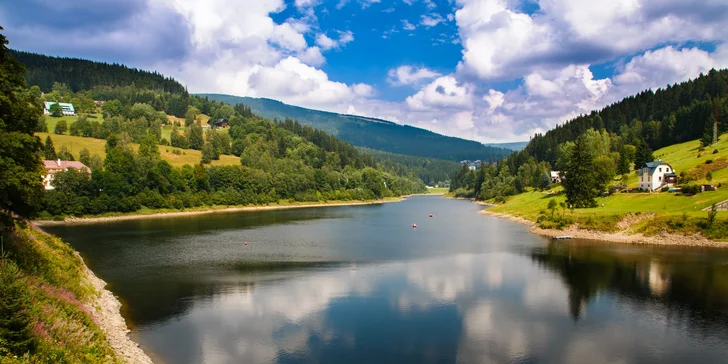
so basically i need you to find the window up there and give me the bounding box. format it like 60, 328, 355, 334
659, 168, 662, 172
641, 177, 643, 182
659, 176, 662, 181
667, 168, 670, 172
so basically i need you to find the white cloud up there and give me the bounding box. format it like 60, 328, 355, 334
406, 75, 474, 110
454, 0, 728, 80
614, 45, 728, 92
421, 13, 444, 27
247, 57, 369, 107
388, 65, 441, 86
402, 20, 417, 31
315, 30, 354, 50
297, 46, 326, 67
315, 33, 337, 50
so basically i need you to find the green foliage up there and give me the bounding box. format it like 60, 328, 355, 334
48, 102, 62, 117
43, 136, 56, 160
201, 143, 215, 164
34, 116, 47, 133
187, 122, 204, 150
0, 27, 45, 227
708, 204, 717, 227
0, 258, 34, 357
56, 146, 74, 161
53, 119, 66, 134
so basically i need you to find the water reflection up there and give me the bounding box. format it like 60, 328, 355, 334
531, 241, 728, 330
134, 250, 728, 363
44, 198, 728, 363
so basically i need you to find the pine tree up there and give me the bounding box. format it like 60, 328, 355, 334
43, 136, 57, 160
564, 136, 598, 208
0, 259, 35, 357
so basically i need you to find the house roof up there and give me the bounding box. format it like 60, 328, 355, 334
664, 172, 678, 177
43, 102, 75, 111
43, 160, 89, 171
644, 161, 670, 168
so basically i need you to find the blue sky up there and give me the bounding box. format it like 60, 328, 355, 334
2, 0, 728, 143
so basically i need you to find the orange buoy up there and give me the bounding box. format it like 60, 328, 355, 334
412, 223, 417, 228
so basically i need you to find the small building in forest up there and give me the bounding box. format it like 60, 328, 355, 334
638, 159, 677, 191
43, 102, 76, 116
550, 171, 561, 183
42, 159, 91, 190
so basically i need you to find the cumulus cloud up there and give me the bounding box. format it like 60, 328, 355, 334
315, 30, 354, 50
614, 45, 728, 92
388, 65, 441, 86
421, 13, 444, 27
454, 0, 728, 80
406, 75, 474, 111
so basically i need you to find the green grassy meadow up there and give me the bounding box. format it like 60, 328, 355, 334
38, 133, 241, 168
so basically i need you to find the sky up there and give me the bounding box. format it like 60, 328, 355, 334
2, 0, 728, 143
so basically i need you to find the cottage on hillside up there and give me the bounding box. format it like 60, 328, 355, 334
550, 171, 561, 183
638, 159, 677, 191
43, 159, 91, 190
43, 102, 76, 116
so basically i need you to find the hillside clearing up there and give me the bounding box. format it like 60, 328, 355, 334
38, 133, 241, 167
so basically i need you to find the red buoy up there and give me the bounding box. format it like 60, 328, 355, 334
429, 214, 433, 218
412, 223, 417, 228
244, 241, 248, 246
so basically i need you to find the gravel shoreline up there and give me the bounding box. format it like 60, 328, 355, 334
79, 253, 154, 364
478, 210, 728, 248
34, 199, 404, 226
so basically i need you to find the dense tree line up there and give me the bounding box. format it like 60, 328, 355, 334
10, 50, 187, 95
361, 148, 459, 186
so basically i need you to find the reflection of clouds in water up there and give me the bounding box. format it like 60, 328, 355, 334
142, 252, 728, 364
406, 254, 476, 303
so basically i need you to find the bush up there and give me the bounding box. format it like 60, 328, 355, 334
714, 149, 719, 154
661, 186, 669, 192
706, 159, 713, 164
159, 138, 170, 146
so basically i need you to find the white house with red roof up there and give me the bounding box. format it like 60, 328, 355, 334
42, 159, 91, 190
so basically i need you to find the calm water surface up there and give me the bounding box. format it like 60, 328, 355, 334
45, 197, 728, 363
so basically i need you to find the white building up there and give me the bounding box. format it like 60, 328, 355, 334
550, 171, 561, 183
43, 102, 76, 116
638, 160, 677, 191
43, 159, 91, 190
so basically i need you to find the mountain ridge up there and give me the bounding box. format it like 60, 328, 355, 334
197, 93, 514, 161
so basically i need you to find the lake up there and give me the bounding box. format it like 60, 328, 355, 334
45, 196, 728, 363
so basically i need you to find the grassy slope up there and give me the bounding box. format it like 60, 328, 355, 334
0, 223, 117, 362
488, 134, 728, 238
38, 133, 241, 168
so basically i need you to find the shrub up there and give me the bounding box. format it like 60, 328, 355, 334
714, 149, 719, 154
706, 159, 713, 164
661, 186, 669, 192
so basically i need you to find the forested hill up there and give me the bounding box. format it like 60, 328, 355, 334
518, 69, 728, 168
198, 93, 513, 162
10, 49, 187, 94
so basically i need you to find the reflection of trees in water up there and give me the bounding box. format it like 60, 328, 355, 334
531, 242, 728, 332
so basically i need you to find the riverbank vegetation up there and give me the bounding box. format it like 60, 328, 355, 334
454, 69, 728, 241
0, 224, 117, 362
